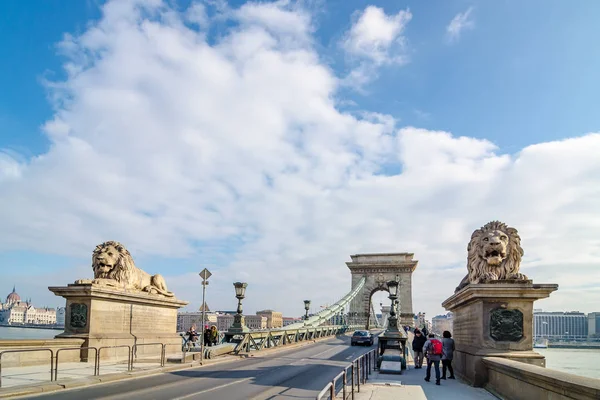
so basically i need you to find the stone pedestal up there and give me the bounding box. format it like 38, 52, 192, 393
49, 284, 188, 361
442, 281, 558, 387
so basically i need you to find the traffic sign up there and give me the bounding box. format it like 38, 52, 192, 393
199, 268, 212, 280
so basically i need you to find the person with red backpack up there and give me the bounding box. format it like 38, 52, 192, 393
423, 333, 442, 385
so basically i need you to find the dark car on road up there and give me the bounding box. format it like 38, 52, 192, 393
350, 330, 373, 346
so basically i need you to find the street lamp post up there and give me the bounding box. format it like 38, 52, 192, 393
199, 268, 212, 363
228, 282, 249, 333
385, 280, 400, 334
377, 278, 408, 366
303, 300, 311, 321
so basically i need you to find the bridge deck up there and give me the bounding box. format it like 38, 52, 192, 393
1, 334, 496, 399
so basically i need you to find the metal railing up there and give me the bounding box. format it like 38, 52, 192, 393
225, 324, 363, 354
316, 348, 377, 400
55, 346, 99, 380
132, 343, 166, 367
0, 348, 54, 388
97, 345, 132, 374
0, 341, 174, 388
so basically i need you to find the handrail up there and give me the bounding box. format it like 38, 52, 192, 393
316, 382, 334, 400
97, 345, 132, 374
316, 348, 377, 400
0, 348, 54, 387
55, 346, 98, 380
132, 343, 165, 367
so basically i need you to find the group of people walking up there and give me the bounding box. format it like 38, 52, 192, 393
411, 328, 455, 385
186, 324, 220, 347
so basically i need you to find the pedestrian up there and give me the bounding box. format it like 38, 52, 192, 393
441, 330, 456, 380
203, 325, 211, 347
423, 333, 443, 385
422, 326, 428, 337
412, 329, 426, 369
210, 325, 219, 346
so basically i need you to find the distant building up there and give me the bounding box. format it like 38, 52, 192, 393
432, 313, 453, 335
588, 312, 600, 338
283, 317, 303, 326
533, 311, 588, 340
245, 315, 267, 330
177, 305, 218, 331
0, 287, 56, 326
256, 310, 283, 328
56, 307, 66, 327
416, 312, 427, 330
217, 314, 234, 332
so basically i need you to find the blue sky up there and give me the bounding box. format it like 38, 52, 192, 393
3, 1, 599, 157
1, 0, 600, 317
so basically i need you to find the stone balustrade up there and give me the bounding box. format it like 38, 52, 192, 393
483, 357, 600, 400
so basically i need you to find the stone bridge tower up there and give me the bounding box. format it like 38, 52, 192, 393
347, 253, 417, 329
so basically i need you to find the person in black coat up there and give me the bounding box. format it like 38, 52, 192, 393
412, 329, 427, 368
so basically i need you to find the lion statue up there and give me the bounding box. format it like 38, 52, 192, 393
75, 241, 174, 297
455, 221, 527, 292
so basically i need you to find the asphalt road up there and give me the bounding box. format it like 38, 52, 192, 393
28, 334, 376, 400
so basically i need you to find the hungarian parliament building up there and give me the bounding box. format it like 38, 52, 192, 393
0, 286, 64, 326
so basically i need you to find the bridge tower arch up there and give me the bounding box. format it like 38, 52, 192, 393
346, 253, 418, 330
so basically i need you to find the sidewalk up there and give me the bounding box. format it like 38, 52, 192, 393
353, 366, 497, 400
0, 353, 176, 389
350, 331, 496, 399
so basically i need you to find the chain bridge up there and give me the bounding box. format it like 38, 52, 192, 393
215, 253, 416, 357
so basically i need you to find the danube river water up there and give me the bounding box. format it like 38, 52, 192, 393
537, 348, 600, 379
0, 326, 60, 340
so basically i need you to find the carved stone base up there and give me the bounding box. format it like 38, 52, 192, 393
442, 281, 558, 387
49, 283, 188, 361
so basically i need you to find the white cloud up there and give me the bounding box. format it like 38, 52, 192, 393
1, 0, 600, 319
342, 6, 411, 65
341, 6, 412, 87
186, 2, 209, 27
446, 7, 474, 43
0, 150, 24, 181
235, 0, 313, 43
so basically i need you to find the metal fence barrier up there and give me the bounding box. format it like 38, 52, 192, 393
225, 325, 362, 355
1, 341, 172, 387
0, 348, 54, 388
316, 348, 377, 400
132, 343, 166, 367
55, 346, 99, 380
97, 345, 132, 374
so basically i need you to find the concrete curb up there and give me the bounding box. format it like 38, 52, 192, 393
0, 333, 351, 399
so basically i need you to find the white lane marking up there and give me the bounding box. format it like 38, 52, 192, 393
308, 345, 343, 359
171, 377, 254, 400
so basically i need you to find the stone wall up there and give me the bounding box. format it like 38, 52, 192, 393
483, 357, 600, 400
0, 338, 85, 367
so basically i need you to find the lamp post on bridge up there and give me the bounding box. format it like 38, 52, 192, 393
303, 300, 311, 321
384, 280, 400, 334
228, 282, 249, 333
199, 268, 212, 363
377, 278, 408, 369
